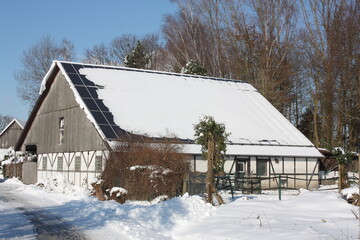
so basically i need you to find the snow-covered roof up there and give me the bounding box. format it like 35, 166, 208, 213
0, 119, 24, 136
183, 144, 323, 158
39, 61, 322, 157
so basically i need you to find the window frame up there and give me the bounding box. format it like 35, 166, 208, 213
95, 156, 102, 173
57, 156, 63, 171
75, 156, 81, 172
256, 157, 269, 176
42, 156, 47, 170
59, 117, 64, 144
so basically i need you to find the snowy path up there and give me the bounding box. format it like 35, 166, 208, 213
0, 177, 358, 240
0, 180, 87, 240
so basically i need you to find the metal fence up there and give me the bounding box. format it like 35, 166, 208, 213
188, 172, 206, 196
188, 172, 359, 198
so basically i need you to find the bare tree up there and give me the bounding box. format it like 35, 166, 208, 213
83, 43, 115, 65
164, 0, 359, 150
300, 0, 360, 149
163, 1, 215, 73
141, 33, 168, 70
164, 0, 300, 116
84, 33, 165, 70
222, 0, 299, 113
110, 34, 138, 64
14, 36, 75, 109
0, 114, 13, 132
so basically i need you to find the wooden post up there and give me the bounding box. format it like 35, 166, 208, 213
339, 164, 343, 193
182, 172, 189, 195
206, 134, 215, 204
278, 175, 282, 201
358, 153, 360, 194
358, 153, 360, 191
358, 153, 360, 240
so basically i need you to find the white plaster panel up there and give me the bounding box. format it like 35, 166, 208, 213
270, 157, 282, 173
283, 157, 295, 173
295, 158, 307, 174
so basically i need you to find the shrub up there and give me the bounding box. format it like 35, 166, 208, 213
100, 139, 189, 201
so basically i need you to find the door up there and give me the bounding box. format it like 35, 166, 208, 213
235, 157, 250, 190
236, 157, 250, 177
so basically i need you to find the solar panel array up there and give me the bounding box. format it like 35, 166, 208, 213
60, 62, 246, 142
61, 62, 127, 140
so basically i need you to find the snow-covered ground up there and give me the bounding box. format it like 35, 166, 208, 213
0, 176, 358, 240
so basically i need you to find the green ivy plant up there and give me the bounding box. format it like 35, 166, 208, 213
194, 116, 230, 173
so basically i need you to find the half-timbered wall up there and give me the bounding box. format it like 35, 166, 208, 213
190, 155, 319, 189
21, 72, 107, 153
37, 150, 108, 186
0, 121, 23, 148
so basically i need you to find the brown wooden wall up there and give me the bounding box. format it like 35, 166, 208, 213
0, 122, 23, 148
21, 72, 106, 153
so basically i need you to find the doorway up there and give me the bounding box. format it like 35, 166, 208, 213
235, 157, 250, 190
235, 157, 250, 177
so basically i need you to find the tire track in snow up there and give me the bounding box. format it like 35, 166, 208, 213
17, 207, 86, 240
0, 183, 87, 240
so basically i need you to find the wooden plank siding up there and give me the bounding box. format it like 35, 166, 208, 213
20, 72, 107, 153
0, 121, 23, 148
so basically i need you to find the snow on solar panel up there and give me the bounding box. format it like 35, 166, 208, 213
61, 63, 125, 139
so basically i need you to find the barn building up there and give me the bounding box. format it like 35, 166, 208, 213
16, 61, 323, 190
0, 119, 24, 149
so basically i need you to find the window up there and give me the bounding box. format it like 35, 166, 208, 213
238, 162, 244, 172
95, 156, 102, 173
57, 156, 63, 171
75, 156, 81, 171
42, 156, 47, 170
256, 158, 269, 176
235, 157, 250, 176
59, 117, 64, 144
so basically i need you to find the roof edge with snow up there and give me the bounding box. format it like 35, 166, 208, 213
16, 61, 323, 158
0, 119, 24, 137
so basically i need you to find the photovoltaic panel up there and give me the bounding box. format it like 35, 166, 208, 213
95, 99, 110, 112
67, 73, 84, 85
112, 125, 127, 136
71, 63, 83, 74
80, 75, 96, 86
75, 86, 92, 98
86, 87, 98, 98
90, 111, 108, 124
82, 98, 100, 111
99, 124, 117, 139
102, 112, 115, 125
61, 63, 77, 74
60, 62, 130, 140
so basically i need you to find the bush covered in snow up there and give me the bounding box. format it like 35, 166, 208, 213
99, 139, 189, 201
1, 148, 36, 166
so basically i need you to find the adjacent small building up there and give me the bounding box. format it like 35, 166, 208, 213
0, 119, 24, 149
16, 61, 323, 190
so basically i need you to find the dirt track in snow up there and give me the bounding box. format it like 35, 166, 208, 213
0, 183, 87, 240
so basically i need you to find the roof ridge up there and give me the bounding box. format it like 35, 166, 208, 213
55, 60, 248, 84
0, 119, 24, 136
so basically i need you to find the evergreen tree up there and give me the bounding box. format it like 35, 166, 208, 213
124, 40, 149, 69
331, 147, 353, 191
182, 59, 207, 76
194, 116, 230, 204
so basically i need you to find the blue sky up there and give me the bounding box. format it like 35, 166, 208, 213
0, 0, 177, 121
